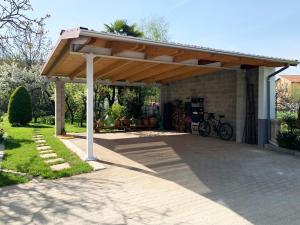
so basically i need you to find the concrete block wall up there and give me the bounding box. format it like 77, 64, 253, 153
163, 70, 238, 139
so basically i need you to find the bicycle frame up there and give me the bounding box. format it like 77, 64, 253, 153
207, 114, 222, 134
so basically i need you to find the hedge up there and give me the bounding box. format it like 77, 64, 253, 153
8, 86, 32, 126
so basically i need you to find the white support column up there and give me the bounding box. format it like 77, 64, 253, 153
86, 54, 95, 161
258, 66, 275, 145
55, 80, 65, 136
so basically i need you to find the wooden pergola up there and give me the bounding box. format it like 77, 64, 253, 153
41, 27, 298, 160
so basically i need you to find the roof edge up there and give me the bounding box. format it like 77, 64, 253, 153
79, 28, 299, 66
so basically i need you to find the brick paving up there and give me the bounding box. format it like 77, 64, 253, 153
71, 131, 300, 225
1, 132, 300, 224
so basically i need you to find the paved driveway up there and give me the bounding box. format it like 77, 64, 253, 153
70, 131, 300, 225
1, 131, 300, 225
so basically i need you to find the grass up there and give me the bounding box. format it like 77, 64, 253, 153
65, 122, 86, 133
277, 111, 297, 119
0, 172, 29, 187
1, 117, 92, 184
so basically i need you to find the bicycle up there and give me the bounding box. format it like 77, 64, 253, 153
198, 112, 233, 140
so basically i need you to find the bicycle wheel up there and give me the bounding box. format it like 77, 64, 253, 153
198, 121, 211, 137
218, 123, 233, 140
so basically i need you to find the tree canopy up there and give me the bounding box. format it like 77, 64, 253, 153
104, 19, 143, 37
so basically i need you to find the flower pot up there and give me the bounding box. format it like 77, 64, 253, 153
123, 117, 131, 127
114, 119, 121, 129
149, 117, 157, 127
143, 117, 150, 127
136, 118, 142, 126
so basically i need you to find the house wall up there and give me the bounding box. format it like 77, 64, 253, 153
160, 66, 275, 145
162, 70, 238, 139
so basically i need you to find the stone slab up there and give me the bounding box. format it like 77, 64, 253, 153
87, 161, 106, 171
50, 162, 70, 171
37, 146, 51, 151
33, 135, 43, 138
40, 153, 57, 159
35, 140, 46, 144
39, 150, 54, 154
44, 158, 64, 165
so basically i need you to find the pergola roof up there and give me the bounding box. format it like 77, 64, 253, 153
41, 27, 299, 84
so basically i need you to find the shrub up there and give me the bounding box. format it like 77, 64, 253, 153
8, 86, 32, 126
110, 103, 126, 120
277, 131, 300, 151
0, 127, 5, 144
281, 112, 298, 131
40, 115, 55, 125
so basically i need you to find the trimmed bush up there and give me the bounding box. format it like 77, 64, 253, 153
277, 131, 300, 151
8, 86, 32, 126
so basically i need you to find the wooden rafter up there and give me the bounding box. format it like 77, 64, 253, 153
46, 40, 71, 77
144, 66, 200, 83
69, 56, 103, 79
160, 68, 222, 84
97, 61, 137, 79
127, 64, 183, 82
94, 60, 130, 80
110, 62, 159, 81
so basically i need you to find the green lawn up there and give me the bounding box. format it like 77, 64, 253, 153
65, 122, 86, 133
1, 118, 92, 185
0, 172, 29, 187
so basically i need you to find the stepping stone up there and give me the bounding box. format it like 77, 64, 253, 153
33, 137, 43, 141
37, 145, 51, 151
35, 140, 46, 144
45, 158, 64, 165
40, 153, 57, 159
33, 135, 43, 138
39, 150, 54, 154
50, 162, 70, 171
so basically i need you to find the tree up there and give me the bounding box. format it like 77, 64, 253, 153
8, 86, 32, 125
3, 23, 52, 67
104, 19, 143, 37
140, 17, 170, 41
65, 83, 86, 126
0, 0, 50, 56
0, 62, 53, 119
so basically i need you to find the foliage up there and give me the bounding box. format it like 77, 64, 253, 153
140, 17, 170, 41
0, 127, 4, 143
0, 172, 28, 187
0, 62, 53, 118
1, 117, 92, 180
109, 103, 126, 120
8, 86, 32, 126
65, 83, 86, 125
40, 115, 55, 125
0, 0, 50, 56
104, 19, 143, 37
277, 131, 300, 151
281, 112, 298, 131
276, 80, 300, 112
3, 23, 52, 67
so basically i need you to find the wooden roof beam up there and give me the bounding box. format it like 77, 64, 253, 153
160, 68, 222, 84
69, 57, 103, 80
144, 66, 200, 83
97, 61, 138, 79
47, 40, 71, 77
110, 63, 159, 81
94, 60, 130, 80
127, 64, 183, 82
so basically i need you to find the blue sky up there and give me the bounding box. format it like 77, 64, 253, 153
31, 0, 300, 74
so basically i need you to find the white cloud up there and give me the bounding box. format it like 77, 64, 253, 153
168, 0, 189, 12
